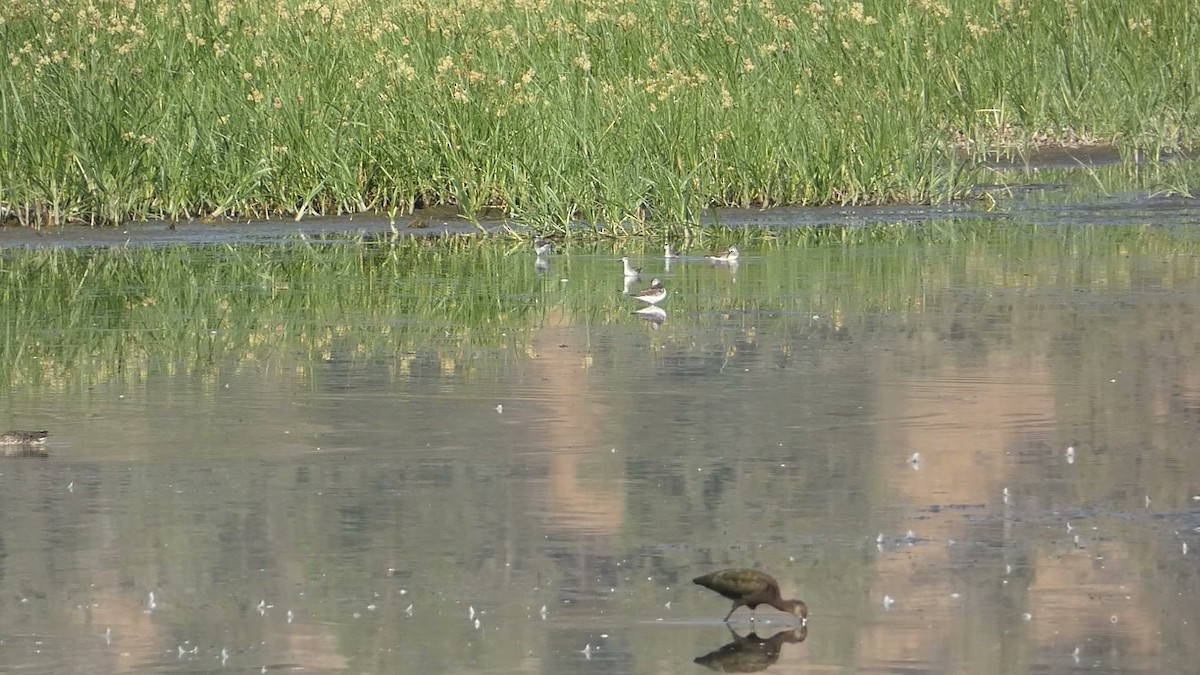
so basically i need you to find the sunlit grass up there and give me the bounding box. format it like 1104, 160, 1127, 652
2, 0, 1195, 227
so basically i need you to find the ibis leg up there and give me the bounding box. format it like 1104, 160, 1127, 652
723, 602, 739, 622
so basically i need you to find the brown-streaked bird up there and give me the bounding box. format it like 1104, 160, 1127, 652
705, 246, 739, 262
0, 430, 48, 446
694, 568, 807, 623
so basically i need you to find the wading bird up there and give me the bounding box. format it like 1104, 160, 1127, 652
694, 569, 807, 623
0, 430, 48, 445
621, 256, 642, 279
630, 278, 667, 305
705, 246, 739, 262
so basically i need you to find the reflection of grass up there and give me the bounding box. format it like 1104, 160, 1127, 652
5, 223, 1200, 390
5, 228, 1200, 671
1, 0, 1195, 226
0, 238, 548, 387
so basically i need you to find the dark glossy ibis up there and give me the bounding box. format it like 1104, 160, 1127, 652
694, 568, 807, 623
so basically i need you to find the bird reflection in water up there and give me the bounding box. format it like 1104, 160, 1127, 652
1, 447, 49, 458
632, 305, 666, 329
694, 626, 808, 673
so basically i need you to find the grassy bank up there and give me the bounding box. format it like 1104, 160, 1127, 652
1, 0, 1196, 228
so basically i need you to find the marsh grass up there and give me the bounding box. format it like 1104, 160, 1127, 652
3, 0, 1196, 227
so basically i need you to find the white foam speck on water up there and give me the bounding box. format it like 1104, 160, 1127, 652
1066, 446, 1075, 464
495, 404, 503, 414
882, 595, 894, 610
1022, 613, 1032, 621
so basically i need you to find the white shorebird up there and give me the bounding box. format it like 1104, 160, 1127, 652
631, 278, 666, 305
705, 246, 739, 262
621, 256, 642, 279
664, 243, 680, 259
533, 239, 553, 256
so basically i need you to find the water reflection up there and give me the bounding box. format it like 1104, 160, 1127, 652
694, 626, 808, 673
2, 222, 1200, 673
633, 305, 667, 328
0, 446, 49, 458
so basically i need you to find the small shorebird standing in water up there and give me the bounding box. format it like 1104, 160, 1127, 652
0, 430, 49, 457
621, 257, 642, 279
705, 246, 739, 263
533, 239, 553, 256
0, 430, 48, 445
664, 243, 680, 259
631, 278, 667, 305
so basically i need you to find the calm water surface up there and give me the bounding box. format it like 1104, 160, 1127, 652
2, 214, 1200, 674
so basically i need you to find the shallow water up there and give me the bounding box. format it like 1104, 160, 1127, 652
3, 207, 1200, 673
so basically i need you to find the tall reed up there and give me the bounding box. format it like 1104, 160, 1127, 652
1, 0, 1196, 227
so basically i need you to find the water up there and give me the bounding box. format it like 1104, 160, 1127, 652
2, 204, 1200, 673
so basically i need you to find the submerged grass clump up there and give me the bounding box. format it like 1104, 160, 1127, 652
1, 0, 1196, 227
